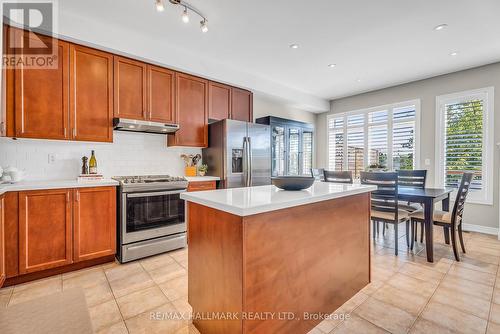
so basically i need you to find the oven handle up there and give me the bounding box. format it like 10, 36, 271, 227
126, 189, 186, 198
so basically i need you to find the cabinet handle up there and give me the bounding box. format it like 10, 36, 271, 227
75, 191, 80, 202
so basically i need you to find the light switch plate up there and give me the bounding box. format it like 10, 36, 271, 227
48, 153, 56, 164
424, 159, 431, 166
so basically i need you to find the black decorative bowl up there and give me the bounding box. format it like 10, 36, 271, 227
271, 176, 315, 191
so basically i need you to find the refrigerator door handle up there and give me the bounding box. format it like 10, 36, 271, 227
247, 137, 252, 186
242, 137, 249, 187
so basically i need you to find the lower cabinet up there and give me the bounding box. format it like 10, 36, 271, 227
16, 186, 116, 275
73, 187, 116, 262
187, 181, 217, 192
0, 195, 5, 287
18, 189, 73, 274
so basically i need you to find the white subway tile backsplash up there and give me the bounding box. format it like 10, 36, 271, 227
0, 131, 201, 180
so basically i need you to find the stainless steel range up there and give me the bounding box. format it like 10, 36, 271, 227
113, 175, 188, 263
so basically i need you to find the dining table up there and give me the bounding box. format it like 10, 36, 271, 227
398, 187, 453, 262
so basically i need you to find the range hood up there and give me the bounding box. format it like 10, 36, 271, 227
113, 118, 179, 134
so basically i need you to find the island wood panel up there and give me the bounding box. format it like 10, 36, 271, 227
242, 193, 371, 334
18, 189, 73, 274
0, 195, 5, 287
148, 65, 176, 123
73, 187, 116, 262
113, 56, 147, 120
4, 191, 18, 278
208, 81, 231, 121
188, 202, 244, 334
70, 45, 113, 142
187, 193, 371, 334
14, 32, 70, 140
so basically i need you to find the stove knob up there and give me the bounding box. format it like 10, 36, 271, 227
131, 178, 135, 183
124, 179, 128, 183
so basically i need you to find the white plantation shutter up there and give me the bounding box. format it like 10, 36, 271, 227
326, 100, 420, 175
302, 131, 313, 174
328, 116, 344, 170
436, 88, 493, 204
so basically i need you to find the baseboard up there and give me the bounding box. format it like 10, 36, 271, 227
462, 223, 499, 236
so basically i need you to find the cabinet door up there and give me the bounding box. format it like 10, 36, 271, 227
14, 31, 70, 140
231, 88, 252, 122
148, 65, 175, 123
0, 195, 5, 287
70, 45, 113, 142
271, 124, 286, 176
169, 73, 208, 147
208, 81, 231, 121
73, 187, 116, 262
187, 181, 216, 192
113, 56, 147, 120
18, 189, 72, 274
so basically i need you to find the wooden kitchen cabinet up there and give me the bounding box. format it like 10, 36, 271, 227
73, 187, 116, 262
114, 56, 148, 120
18, 189, 73, 274
168, 73, 208, 147
0, 195, 5, 287
231, 87, 253, 122
208, 81, 231, 121
148, 65, 176, 123
187, 181, 217, 192
13, 30, 70, 140
70, 45, 114, 142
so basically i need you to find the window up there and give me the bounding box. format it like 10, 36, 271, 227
327, 100, 420, 177
436, 88, 494, 204
302, 130, 313, 173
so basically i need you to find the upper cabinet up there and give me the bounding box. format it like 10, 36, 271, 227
113, 56, 147, 120
70, 45, 113, 142
3, 26, 253, 146
168, 73, 208, 147
148, 65, 175, 123
208, 81, 231, 121
13, 30, 70, 140
231, 87, 253, 122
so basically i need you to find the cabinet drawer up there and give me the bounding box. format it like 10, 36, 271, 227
187, 181, 216, 192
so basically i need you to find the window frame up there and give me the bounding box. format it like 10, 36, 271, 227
435, 87, 494, 205
326, 99, 421, 173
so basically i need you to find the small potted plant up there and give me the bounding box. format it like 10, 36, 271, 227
198, 164, 208, 176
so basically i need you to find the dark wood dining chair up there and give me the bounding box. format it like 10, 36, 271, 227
409, 172, 474, 261
397, 170, 427, 242
310, 168, 325, 181
323, 170, 353, 184
360, 172, 410, 255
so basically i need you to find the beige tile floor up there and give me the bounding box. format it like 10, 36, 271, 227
1, 225, 500, 334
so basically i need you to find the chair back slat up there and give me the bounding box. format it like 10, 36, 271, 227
451, 172, 474, 227
310, 168, 325, 181
323, 170, 353, 184
360, 172, 398, 216
397, 170, 427, 189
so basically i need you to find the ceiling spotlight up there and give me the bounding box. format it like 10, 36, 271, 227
328, 64, 336, 68
200, 20, 208, 33
356, 78, 362, 83
434, 24, 448, 31
289, 44, 299, 49
155, 0, 165, 12
181, 7, 189, 23
450, 51, 459, 56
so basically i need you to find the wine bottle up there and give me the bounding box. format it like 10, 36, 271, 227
89, 150, 97, 174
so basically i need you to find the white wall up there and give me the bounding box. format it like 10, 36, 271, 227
0, 132, 200, 180
316, 63, 500, 231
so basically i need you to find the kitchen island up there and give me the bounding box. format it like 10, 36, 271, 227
181, 182, 376, 334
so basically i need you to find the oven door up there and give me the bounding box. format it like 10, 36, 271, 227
122, 189, 186, 244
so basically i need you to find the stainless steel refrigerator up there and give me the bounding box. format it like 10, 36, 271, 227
202, 119, 271, 188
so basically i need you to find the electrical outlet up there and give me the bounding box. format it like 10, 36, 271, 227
48, 153, 56, 164
424, 159, 431, 166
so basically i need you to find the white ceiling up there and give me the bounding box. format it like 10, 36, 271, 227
58, 0, 500, 112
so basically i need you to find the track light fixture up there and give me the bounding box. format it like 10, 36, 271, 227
155, 0, 209, 33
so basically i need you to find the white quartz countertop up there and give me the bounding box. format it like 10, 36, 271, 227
180, 181, 376, 216
0, 179, 119, 195
184, 176, 220, 182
